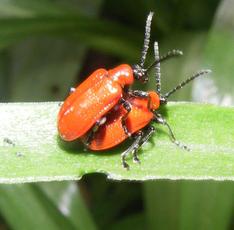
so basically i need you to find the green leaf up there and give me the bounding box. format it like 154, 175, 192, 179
0, 0, 76, 17
144, 181, 181, 230
0, 0, 103, 17
38, 182, 97, 230
202, 0, 234, 101
143, 181, 234, 230
9, 38, 86, 101
178, 181, 234, 230
110, 213, 146, 230
0, 184, 76, 230
0, 16, 141, 61
0, 102, 233, 183
0, 0, 140, 61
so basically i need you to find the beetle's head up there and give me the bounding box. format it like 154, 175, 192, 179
132, 64, 148, 83
159, 96, 167, 106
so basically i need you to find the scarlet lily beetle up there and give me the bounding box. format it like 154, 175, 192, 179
84, 42, 211, 169
58, 12, 182, 141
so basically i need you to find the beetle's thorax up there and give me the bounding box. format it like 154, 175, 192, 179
109, 64, 134, 87
148, 91, 160, 110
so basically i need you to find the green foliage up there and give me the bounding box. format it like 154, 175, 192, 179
0, 102, 233, 182
0, 182, 96, 230
0, 0, 234, 229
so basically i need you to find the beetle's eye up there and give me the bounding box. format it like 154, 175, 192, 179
160, 97, 167, 105
132, 64, 147, 82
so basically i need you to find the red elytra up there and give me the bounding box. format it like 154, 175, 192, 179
58, 64, 134, 141
84, 91, 159, 150
58, 12, 156, 141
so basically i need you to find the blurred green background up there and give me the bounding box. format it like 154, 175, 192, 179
0, 0, 234, 229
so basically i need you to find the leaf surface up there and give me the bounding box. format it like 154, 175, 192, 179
0, 102, 233, 183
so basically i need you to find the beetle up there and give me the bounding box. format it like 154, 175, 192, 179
83, 42, 211, 169
57, 12, 182, 141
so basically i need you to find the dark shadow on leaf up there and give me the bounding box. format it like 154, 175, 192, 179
57, 135, 85, 153
56, 134, 130, 156
158, 104, 168, 118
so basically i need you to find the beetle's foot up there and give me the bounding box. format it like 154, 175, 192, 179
174, 140, 191, 152
122, 160, 130, 170
125, 130, 132, 138
122, 125, 131, 137
83, 137, 91, 148
183, 144, 191, 152
121, 152, 130, 170
133, 150, 140, 164
83, 146, 88, 152
133, 156, 140, 164
183, 145, 191, 152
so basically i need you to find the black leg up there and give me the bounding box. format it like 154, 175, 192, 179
121, 126, 156, 169
119, 98, 132, 137
132, 148, 140, 164
84, 117, 107, 146
138, 126, 156, 148
132, 126, 156, 164
121, 131, 143, 169
154, 113, 190, 151
128, 90, 149, 98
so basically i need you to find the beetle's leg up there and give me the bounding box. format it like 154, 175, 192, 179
154, 113, 190, 151
84, 117, 107, 146
138, 126, 156, 148
121, 126, 156, 169
121, 131, 143, 169
132, 126, 156, 164
119, 98, 132, 137
128, 90, 149, 98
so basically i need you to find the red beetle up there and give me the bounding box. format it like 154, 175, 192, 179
58, 12, 153, 141
84, 42, 211, 169
58, 12, 182, 141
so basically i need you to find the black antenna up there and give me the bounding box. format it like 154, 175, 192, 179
140, 12, 154, 67
153, 41, 161, 94
146, 49, 183, 73
164, 69, 212, 99
134, 12, 182, 83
